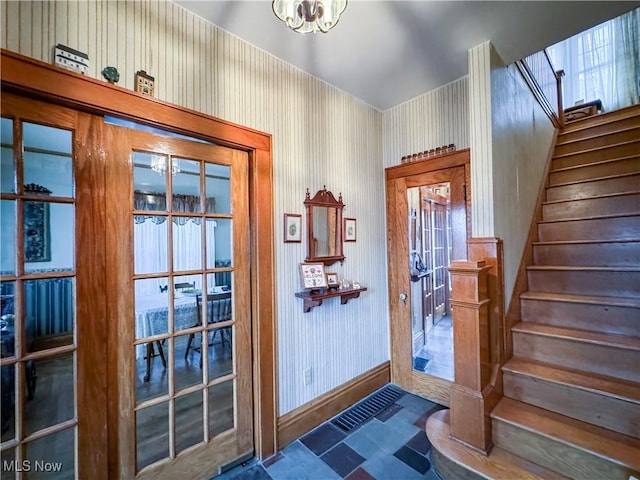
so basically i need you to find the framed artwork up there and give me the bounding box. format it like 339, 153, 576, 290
300, 263, 328, 290
24, 201, 51, 262
284, 213, 302, 243
326, 272, 339, 289
344, 217, 357, 242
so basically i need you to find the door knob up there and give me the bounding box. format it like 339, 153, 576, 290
399, 292, 407, 304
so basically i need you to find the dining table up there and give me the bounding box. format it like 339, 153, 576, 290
135, 291, 200, 382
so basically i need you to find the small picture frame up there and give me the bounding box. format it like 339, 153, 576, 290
284, 213, 302, 243
326, 272, 339, 289
300, 263, 328, 290
344, 217, 357, 242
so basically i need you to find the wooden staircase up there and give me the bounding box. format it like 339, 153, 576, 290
430, 105, 640, 479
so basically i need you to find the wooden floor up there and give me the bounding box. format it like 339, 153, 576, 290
1, 332, 234, 476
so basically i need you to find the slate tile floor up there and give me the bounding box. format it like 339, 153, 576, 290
214, 385, 446, 480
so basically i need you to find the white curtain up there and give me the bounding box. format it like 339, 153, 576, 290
548, 8, 639, 112
134, 218, 216, 295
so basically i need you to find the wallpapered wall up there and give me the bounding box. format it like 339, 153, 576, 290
1, 0, 547, 416
0, 0, 388, 416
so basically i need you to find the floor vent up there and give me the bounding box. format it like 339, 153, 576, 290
331, 384, 405, 433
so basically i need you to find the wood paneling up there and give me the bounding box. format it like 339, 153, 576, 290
276, 362, 390, 449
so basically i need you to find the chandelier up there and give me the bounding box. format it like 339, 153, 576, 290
150, 155, 180, 175
272, 0, 347, 34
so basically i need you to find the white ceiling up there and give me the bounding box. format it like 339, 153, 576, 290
175, 1, 638, 111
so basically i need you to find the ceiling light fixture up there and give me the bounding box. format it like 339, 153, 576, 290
150, 155, 180, 176
272, 0, 347, 34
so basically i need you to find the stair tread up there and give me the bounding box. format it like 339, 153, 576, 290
532, 238, 639, 246
491, 398, 640, 469
426, 409, 572, 480
556, 125, 640, 147
560, 105, 640, 133
503, 357, 640, 403
520, 290, 640, 308
549, 153, 640, 173
551, 139, 640, 160
527, 264, 640, 272
542, 190, 639, 205
537, 212, 640, 224
512, 321, 640, 351
547, 171, 640, 188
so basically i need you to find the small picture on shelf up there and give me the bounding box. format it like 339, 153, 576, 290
326, 272, 339, 289
300, 263, 328, 290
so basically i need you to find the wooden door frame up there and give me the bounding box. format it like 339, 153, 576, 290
1, 49, 277, 473
385, 149, 470, 406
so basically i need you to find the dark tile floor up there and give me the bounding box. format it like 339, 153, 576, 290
214, 385, 446, 480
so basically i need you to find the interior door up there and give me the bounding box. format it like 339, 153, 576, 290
386, 153, 469, 406
0, 94, 108, 478
103, 124, 253, 478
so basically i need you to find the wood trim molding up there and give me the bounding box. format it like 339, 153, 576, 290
1, 49, 277, 466
276, 362, 390, 449
386, 148, 470, 181
0, 49, 270, 151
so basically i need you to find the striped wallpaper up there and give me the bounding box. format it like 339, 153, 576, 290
382, 77, 470, 169
1, 0, 390, 416
1, 0, 504, 416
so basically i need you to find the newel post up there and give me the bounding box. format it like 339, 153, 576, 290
447, 260, 493, 453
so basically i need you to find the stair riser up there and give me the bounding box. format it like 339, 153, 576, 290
552, 142, 640, 170
542, 194, 640, 220
555, 129, 640, 157
549, 157, 640, 185
520, 298, 640, 336
537, 216, 640, 241
512, 331, 640, 383
546, 174, 640, 202
527, 269, 640, 297
492, 419, 632, 479
533, 242, 640, 267
502, 372, 639, 437
560, 117, 640, 143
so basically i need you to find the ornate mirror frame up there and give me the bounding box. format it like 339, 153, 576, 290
304, 186, 344, 265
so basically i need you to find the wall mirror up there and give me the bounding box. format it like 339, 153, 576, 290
304, 186, 344, 265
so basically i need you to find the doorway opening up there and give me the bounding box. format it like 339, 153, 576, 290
409, 183, 453, 381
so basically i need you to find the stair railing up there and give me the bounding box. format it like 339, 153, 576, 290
516, 50, 565, 128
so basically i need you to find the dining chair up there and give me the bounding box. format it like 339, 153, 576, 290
184, 292, 232, 365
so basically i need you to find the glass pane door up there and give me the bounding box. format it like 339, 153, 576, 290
108, 125, 252, 477
1, 114, 77, 478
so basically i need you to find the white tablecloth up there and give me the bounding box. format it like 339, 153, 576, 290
135, 293, 198, 340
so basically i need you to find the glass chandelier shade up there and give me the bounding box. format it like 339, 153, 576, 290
150, 155, 180, 175
272, 0, 347, 34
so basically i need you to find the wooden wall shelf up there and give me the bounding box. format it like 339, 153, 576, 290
295, 286, 367, 313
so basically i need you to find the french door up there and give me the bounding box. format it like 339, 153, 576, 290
1, 92, 253, 478
104, 124, 253, 478
0, 94, 108, 478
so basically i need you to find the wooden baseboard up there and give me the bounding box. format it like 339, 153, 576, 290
276, 361, 390, 449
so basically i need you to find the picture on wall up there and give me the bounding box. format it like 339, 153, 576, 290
284, 213, 302, 243
24, 200, 51, 262
344, 217, 357, 242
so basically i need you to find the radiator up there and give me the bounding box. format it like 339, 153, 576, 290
24, 278, 74, 338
